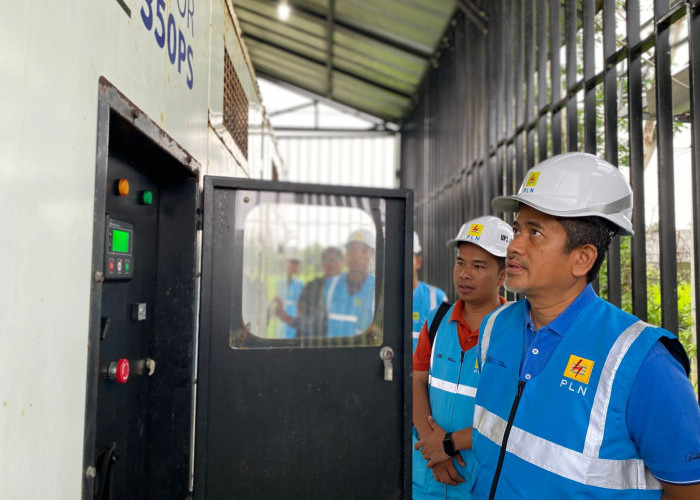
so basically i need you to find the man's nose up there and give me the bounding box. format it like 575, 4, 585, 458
458, 266, 472, 278
507, 233, 524, 255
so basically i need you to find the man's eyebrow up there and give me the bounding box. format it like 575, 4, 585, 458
525, 220, 545, 230
514, 219, 545, 230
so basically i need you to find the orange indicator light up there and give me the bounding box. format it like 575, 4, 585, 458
117, 178, 130, 196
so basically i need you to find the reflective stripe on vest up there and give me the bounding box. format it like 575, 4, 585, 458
476, 317, 662, 492
325, 275, 340, 314
429, 375, 477, 398
479, 301, 515, 367
328, 313, 358, 323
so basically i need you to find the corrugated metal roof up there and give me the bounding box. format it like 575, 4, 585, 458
234, 0, 463, 124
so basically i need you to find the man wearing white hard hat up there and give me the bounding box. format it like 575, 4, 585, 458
411, 231, 447, 353
324, 229, 376, 337
472, 152, 700, 499
413, 216, 513, 499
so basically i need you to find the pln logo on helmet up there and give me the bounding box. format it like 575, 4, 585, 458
522, 172, 540, 193
467, 224, 484, 240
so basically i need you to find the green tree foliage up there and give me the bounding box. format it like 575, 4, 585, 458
599, 238, 697, 391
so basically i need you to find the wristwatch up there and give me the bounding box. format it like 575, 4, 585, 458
442, 431, 458, 457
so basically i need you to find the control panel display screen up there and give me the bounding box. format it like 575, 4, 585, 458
105, 215, 134, 280
112, 229, 130, 254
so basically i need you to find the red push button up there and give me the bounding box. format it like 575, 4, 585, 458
108, 358, 130, 383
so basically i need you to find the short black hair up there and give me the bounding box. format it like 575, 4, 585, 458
558, 216, 616, 283
321, 246, 343, 260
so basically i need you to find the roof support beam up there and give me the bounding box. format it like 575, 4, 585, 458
456, 0, 488, 33
257, 72, 398, 127
268, 101, 315, 117
245, 33, 413, 98
326, 0, 335, 98
277, 2, 433, 60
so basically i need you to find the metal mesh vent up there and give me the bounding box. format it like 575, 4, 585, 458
223, 48, 248, 159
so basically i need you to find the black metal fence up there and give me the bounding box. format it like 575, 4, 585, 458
401, 0, 699, 389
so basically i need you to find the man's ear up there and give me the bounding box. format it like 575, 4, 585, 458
571, 244, 598, 279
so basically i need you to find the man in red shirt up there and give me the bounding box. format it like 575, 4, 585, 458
412, 215, 512, 499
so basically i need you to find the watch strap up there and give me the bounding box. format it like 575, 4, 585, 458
442, 431, 458, 457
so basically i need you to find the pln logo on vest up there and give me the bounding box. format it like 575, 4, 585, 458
560, 354, 594, 396
467, 224, 484, 241
521, 171, 540, 194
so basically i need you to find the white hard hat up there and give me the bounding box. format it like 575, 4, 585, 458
413, 231, 422, 254
492, 152, 634, 236
447, 215, 513, 258
285, 248, 302, 262
346, 229, 375, 250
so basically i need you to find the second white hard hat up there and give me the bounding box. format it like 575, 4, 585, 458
447, 215, 513, 258
491, 152, 634, 236
413, 231, 422, 254
285, 248, 303, 262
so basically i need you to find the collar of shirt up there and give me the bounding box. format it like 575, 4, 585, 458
523, 283, 597, 336
451, 297, 507, 347
520, 284, 597, 380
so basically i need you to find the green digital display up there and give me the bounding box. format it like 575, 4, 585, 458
112, 229, 130, 254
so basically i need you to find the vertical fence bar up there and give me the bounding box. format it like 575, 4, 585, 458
516, 0, 526, 187
603, 0, 622, 307
565, 0, 578, 152
525, 0, 536, 169
550, 0, 562, 155
654, 0, 679, 333
688, 0, 700, 397
537, 0, 548, 162
491, 0, 504, 213
626, 0, 649, 321
582, 0, 596, 154
505, 2, 515, 201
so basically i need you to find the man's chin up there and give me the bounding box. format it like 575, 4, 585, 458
504, 279, 528, 296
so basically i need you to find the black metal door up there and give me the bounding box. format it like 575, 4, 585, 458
195, 177, 412, 499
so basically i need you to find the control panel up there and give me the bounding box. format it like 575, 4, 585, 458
104, 215, 134, 279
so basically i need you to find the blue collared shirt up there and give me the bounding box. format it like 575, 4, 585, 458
519, 283, 597, 381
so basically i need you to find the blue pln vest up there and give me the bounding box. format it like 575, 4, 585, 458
472, 297, 675, 500
324, 273, 375, 337
283, 278, 303, 338
412, 282, 446, 352
414, 303, 479, 499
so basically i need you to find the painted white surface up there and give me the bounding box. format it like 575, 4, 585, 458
0, 1, 273, 497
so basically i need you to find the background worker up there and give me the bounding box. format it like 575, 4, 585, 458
473, 152, 700, 499
275, 246, 344, 339
272, 248, 304, 338
413, 216, 513, 499
324, 229, 375, 337
412, 231, 447, 352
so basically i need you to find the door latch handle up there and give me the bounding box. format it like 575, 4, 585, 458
379, 346, 394, 381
